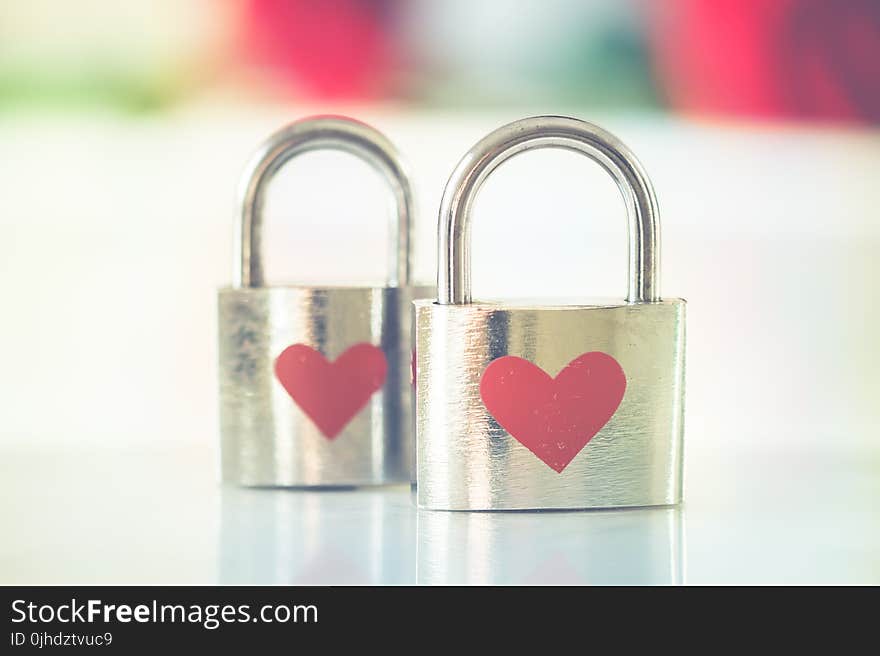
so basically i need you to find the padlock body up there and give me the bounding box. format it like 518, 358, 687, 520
219, 284, 432, 486
414, 299, 686, 510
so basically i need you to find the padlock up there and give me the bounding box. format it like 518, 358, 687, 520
219, 116, 432, 487
414, 115, 686, 510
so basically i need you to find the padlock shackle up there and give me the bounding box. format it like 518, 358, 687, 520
235, 116, 414, 288
437, 115, 660, 305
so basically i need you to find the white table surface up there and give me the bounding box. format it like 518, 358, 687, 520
1, 440, 877, 585
1, 107, 878, 585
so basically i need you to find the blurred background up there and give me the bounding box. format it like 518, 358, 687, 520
2, 0, 879, 449
1, 0, 879, 583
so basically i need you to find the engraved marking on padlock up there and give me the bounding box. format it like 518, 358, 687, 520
218, 116, 433, 486
415, 115, 686, 510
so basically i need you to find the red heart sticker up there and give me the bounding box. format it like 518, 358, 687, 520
274, 343, 387, 439
479, 352, 626, 473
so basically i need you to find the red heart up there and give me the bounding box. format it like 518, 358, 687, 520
274, 343, 387, 439
479, 352, 626, 473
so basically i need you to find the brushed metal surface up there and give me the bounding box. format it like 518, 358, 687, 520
416, 115, 684, 510
415, 299, 685, 509
219, 116, 432, 486
220, 285, 432, 486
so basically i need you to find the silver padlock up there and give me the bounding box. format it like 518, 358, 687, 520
415, 115, 686, 510
219, 116, 432, 487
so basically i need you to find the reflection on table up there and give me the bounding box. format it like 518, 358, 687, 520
220, 485, 682, 585
220, 486, 417, 584
418, 506, 682, 585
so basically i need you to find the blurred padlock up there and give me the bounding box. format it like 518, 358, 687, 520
219, 116, 432, 487
415, 115, 686, 510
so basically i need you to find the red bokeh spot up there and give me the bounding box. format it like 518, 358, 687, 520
243, 0, 398, 99
652, 0, 880, 124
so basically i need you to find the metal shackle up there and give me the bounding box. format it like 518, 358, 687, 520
437, 115, 660, 305
235, 116, 414, 288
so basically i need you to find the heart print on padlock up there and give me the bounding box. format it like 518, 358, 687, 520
218, 116, 433, 487
414, 115, 686, 510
